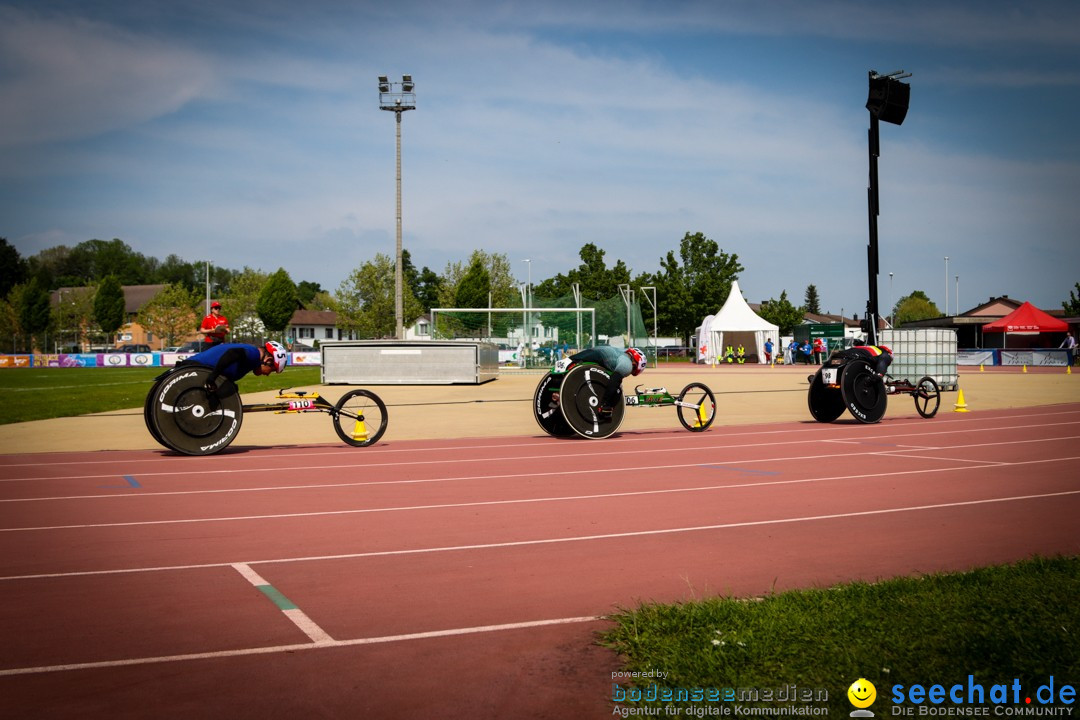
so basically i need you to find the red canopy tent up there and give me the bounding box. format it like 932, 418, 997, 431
982, 302, 1067, 334
982, 301, 1067, 348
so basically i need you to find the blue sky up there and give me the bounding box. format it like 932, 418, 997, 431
2, 0, 1078, 318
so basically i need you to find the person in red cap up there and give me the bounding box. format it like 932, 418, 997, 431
199, 301, 230, 346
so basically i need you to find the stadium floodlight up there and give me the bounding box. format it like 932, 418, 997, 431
864, 69, 911, 346
378, 75, 417, 339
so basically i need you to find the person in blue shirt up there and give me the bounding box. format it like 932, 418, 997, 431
556, 345, 646, 417
181, 341, 288, 390
764, 338, 774, 364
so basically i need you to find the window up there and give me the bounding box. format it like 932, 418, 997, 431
325, 328, 334, 339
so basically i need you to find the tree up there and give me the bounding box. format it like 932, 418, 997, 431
653, 232, 744, 345
223, 267, 269, 341
137, 284, 200, 347
256, 268, 299, 337
803, 284, 821, 315
454, 257, 491, 308
893, 290, 941, 326
297, 280, 323, 308
14, 278, 52, 351
1063, 283, 1080, 316
0, 238, 28, 298
758, 290, 805, 335
337, 253, 422, 338
439, 250, 518, 309
93, 275, 126, 343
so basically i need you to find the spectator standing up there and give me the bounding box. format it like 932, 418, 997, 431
199, 301, 230, 346
764, 338, 774, 365
813, 337, 825, 365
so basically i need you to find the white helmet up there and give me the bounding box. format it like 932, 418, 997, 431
264, 341, 288, 373
626, 347, 647, 376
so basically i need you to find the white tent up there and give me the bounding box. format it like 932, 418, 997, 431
705, 280, 780, 364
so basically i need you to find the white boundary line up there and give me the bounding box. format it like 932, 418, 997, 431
231, 563, 334, 645
3, 485, 1078, 583
2, 407, 1078, 476
2, 428, 1077, 505
0, 615, 602, 677
4, 452, 1077, 533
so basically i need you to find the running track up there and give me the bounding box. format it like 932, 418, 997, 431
1, 404, 1078, 719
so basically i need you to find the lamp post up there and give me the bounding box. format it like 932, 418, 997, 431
522, 259, 532, 353
888, 272, 894, 327
955, 275, 960, 315
944, 256, 949, 317
864, 69, 911, 346
379, 74, 416, 340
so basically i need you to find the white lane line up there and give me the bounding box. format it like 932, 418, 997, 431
3, 487, 1078, 583
231, 563, 334, 645
3, 433, 1077, 506
5, 454, 1076, 533
0, 615, 602, 677
2, 415, 1078, 482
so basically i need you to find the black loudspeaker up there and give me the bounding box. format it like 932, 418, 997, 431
866, 76, 910, 125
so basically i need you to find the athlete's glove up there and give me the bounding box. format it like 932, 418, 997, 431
553, 358, 572, 374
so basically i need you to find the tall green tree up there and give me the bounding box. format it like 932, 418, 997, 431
137, 284, 200, 347
654, 232, 744, 345
14, 278, 52, 351
804, 284, 821, 315
256, 268, 299, 337
758, 290, 806, 335
93, 275, 127, 343
454, 257, 491, 308
297, 280, 323, 308
337, 253, 422, 338
223, 267, 269, 341
893, 290, 941, 326
1063, 283, 1080, 316
0, 238, 28, 298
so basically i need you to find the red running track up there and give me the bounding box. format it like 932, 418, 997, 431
1, 404, 1078, 719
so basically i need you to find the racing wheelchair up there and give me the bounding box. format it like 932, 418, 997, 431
144, 365, 388, 455
532, 361, 716, 439
807, 350, 941, 424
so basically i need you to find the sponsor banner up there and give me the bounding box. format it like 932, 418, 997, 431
102, 353, 130, 367
1001, 349, 1068, 367
957, 350, 995, 366
289, 351, 322, 366
0, 355, 33, 368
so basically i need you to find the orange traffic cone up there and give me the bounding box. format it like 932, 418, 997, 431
954, 388, 969, 413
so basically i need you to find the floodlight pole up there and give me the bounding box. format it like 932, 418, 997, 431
864, 69, 911, 346
379, 76, 416, 339
866, 112, 882, 346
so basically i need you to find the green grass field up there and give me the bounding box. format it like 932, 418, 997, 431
0, 366, 324, 425
601, 555, 1079, 714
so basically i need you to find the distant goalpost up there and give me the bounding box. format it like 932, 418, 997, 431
430, 306, 597, 351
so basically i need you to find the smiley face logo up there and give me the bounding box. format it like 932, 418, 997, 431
848, 678, 877, 708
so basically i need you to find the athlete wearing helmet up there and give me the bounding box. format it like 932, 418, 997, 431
181, 341, 289, 392
563, 345, 646, 418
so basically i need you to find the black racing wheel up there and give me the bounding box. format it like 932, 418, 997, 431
676, 382, 716, 432
148, 365, 243, 455
533, 371, 575, 438
807, 368, 845, 423
557, 363, 624, 439
332, 389, 388, 447
840, 359, 887, 424
913, 376, 941, 419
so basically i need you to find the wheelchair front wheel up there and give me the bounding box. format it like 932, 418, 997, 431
676, 382, 716, 432
333, 389, 388, 447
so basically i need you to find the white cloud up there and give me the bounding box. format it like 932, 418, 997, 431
0, 6, 215, 147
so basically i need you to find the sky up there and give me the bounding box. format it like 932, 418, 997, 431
2, 0, 1078, 319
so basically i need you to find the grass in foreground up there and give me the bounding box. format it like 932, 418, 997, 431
601, 555, 1079, 714
0, 366, 324, 424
